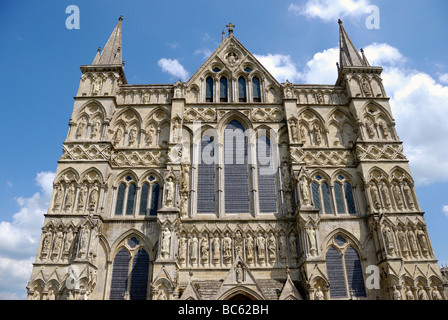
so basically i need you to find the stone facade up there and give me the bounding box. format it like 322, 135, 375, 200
26, 17, 446, 300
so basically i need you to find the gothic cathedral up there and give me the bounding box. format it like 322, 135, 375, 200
26, 17, 446, 301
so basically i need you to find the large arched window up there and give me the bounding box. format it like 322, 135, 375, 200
325, 236, 366, 299
311, 175, 333, 214
110, 238, 150, 300
115, 176, 137, 216
224, 120, 250, 213
252, 77, 261, 102
257, 134, 277, 213
238, 77, 247, 102
205, 77, 214, 102
197, 134, 215, 213
139, 175, 161, 216
220, 77, 228, 102
334, 174, 357, 215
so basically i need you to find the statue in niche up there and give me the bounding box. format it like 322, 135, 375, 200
284, 192, 294, 216
31, 290, 41, 300
307, 228, 317, 256
380, 122, 389, 138
432, 288, 443, 300
316, 92, 324, 104
171, 118, 181, 143
418, 287, 429, 300
128, 128, 137, 146
236, 263, 243, 284
146, 125, 156, 147
392, 286, 402, 300
181, 164, 190, 192
235, 231, 243, 258
75, 121, 86, 139
366, 121, 375, 138
282, 164, 291, 191
417, 229, 429, 254
212, 236, 220, 263
397, 230, 409, 256
178, 237, 186, 262
223, 235, 232, 262
78, 225, 90, 258
190, 237, 198, 262
161, 228, 171, 259
91, 119, 101, 139
288, 118, 299, 143
392, 184, 404, 209
289, 234, 298, 259
362, 78, 372, 96
383, 226, 395, 255
180, 193, 189, 218
284, 86, 293, 99
64, 184, 75, 211
381, 185, 392, 209
174, 86, 182, 99
405, 287, 414, 300
63, 230, 74, 255
267, 233, 276, 262
246, 236, 254, 262
300, 126, 306, 144
92, 77, 102, 95
164, 176, 175, 208
408, 230, 419, 255
403, 182, 415, 209
313, 124, 322, 146
300, 176, 310, 206
53, 185, 64, 211
315, 287, 325, 300
278, 235, 287, 261
89, 227, 99, 259
77, 185, 87, 211
142, 92, 150, 104
200, 236, 209, 262
370, 185, 381, 210
88, 185, 99, 211
157, 290, 167, 300
41, 232, 52, 257
226, 52, 238, 66
52, 231, 63, 259
257, 235, 265, 261
113, 127, 123, 145
47, 290, 56, 301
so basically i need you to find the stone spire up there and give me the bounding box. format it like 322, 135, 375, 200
93, 15, 123, 65
338, 19, 368, 68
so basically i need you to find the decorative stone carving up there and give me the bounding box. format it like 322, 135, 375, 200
178, 237, 187, 262
246, 236, 254, 263
64, 184, 75, 211
145, 125, 156, 147
53, 185, 64, 211
236, 262, 244, 283
289, 234, 298, 259
391, 286, 402, 300
88, 185, 99, 211
300, 176, 310, 206
257, 235, 265, 262
223, 234, 232, 263
288, 117, 299, 143
403, 182, 415, 209
200, 236, 209, 263
315, 287, 325, 300
392, 184, 404, 209
278, 234, 287, 261
267, 233, 276, 263
383, 226, 395, 255
161, 228, 171, 259
380, 185, 392, 210
164, 177, 175, 208
212, 236, 220, 264
234, 231, 243, 258
180, 193, 189, 218
417, 229, 429, 255
307, 228, 317, 256
190, 237, 198, 262
370, 185, 381, 210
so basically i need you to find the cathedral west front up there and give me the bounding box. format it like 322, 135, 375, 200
26, 17, 447, 300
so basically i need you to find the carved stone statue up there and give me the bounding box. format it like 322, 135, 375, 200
200, 236, 209, 262
307, 228, 317, 256
418, 287, 429, 300
63, 229, 74, 256
142, 92, 150, 104
380, 122, 389, 138
315, 287, 325, 300
383, 226, 395, 255
408, 230, 419, 255
236, 263, 243, 283
92, 77, 102, 94
52, 231, 63, 259
78, 225, 90, 258
53, 185, 64, 211
113, 127, 123, 145
282, 164, 291, 192
417, 229, 429, 254
362, 78, 371, 96
41, 232, 52, 257
267, 233, 277, 263
397, 230, 409, 256
300, 126, 306, 144
405, 287, 414, 300
178, 237, 186, 262
128, 128, 137, 146
64, 184, 75, 211
392, 184, 404, 209
190, 237, 198, 262
77, 185, 87, 211
257, 236, 265, 261
300, 176, 310, 206
380, 184, 392, 209
146, 125, 156, 147
161, 228, 171, 259
366, 121, 375, 138
172, 118, 180, 143
289, 118, 299, 143
88, 185, 99, 211
285, 192, 294, 216
289, 234, 298, 259
370, 185, 381, 210
278, 235, 287, 261
181, 164, 190, 192
164, 177, 175, 208
391, 286, 402, 300
403, 182, 415, 209
432, 288, 442, 300
245, 237, 254, 263
180, 193, 189, 218
284, 86, 293, 99
76, 121, 86, 139
313, 124, 322, 146
235, 231, 243, 258
223, 235, 232, 263
91, 119, 101, 139
212, 237, 220, 263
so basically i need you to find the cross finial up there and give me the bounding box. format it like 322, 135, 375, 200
226, 22, 235, 35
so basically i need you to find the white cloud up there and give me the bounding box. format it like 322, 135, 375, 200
301, 47, 339, 84
157, 58, 190, 81
289, 0, 371, 22
439, 73, 448, 85
443, 206, 448, 219
0, 171, 55, 300
194, 48, 212, 60
254, 53, 302, 83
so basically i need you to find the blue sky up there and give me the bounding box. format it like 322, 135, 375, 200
0, 0, 447, 299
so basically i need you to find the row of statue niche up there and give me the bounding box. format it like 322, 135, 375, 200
176, 231, 300, 266
40, 224, 100, 263
370, 182, 416, 212
53, 183, 100, 213
281, 165, 312, 210
391, 285, 443, 300
111, 125, 168, 148
382, 225, 431, 259
289, 118, 324, 146
364, 119, 391, 140
75, 118, 102, 140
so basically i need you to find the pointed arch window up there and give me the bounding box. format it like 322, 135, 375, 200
238, 77, 247, 102
197, 134, 216, 213
139, 176, 161, 216
205, 77, 214, 102
115, 176, 137, 216
224, 120, 250, 213
333, 175, 357, 215
110, 244, 150, 300
257, 134, 277, 213
252, 77, 261, 102
220, 77, 228, 102
311, 175, 333, 214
